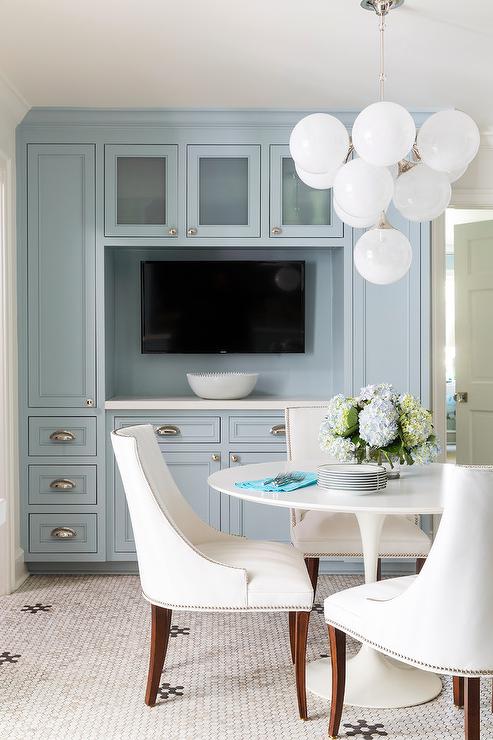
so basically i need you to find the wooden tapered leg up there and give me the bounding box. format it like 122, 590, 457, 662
294, 611, 310, 720
376, 558, 382, 581
288, 611, 296, 664
328, 626, 346, 739
491, 677, 493, 713
464, 678, 480, 740
453, 676, 464, 708
305, 557, 320, 596
416, 557, 427, 575
145, 604, 172, 707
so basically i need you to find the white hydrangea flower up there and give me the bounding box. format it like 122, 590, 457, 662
321, 394, 358, 437
358, 383, 396, 404
359, 397, 399, 448
410, 439, 441, 465
320, 433, 356, 462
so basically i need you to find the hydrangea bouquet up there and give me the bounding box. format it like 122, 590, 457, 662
319, 384, 440, 468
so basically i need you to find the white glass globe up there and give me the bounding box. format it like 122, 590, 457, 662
352, 102, 416, 167
393, 163, 451, 222
417, 109, 480, 173
334, 199, 380, 229
295, 163, 339, 190
333, 159, 394, 218
289, 113, 350, 175
354, 226, 413, 285
446, 164, 468, 183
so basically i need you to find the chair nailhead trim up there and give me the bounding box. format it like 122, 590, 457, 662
299, 552, 429, 558
143, 592, 312, 613
325, 619, 493, 676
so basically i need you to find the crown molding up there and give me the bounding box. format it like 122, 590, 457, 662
0, 73, 29, 127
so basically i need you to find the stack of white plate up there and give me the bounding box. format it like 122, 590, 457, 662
317, 464, 387, 494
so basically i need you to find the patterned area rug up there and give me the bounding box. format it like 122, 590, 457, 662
0, 574, 491, 740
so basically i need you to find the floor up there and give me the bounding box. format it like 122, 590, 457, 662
0, 575, 491, 740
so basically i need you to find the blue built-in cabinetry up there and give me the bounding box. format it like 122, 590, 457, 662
16, 109, 431, 570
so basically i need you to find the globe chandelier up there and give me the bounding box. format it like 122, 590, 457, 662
289, 0, 480, 284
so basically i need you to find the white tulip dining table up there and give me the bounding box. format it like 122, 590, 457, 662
208, 460, 450, 709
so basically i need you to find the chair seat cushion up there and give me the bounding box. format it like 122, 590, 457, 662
291, 512, 431, 557
198, 539, 313, 610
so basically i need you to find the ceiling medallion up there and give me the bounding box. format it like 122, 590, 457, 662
289, 0, 480, 284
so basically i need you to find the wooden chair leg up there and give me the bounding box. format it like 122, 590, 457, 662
453, 676, 464, 708
491, 677, 493, 713
328, 625, 346, 739
288, 611, 296, 664
305, 556, 320, 596
416, 557, 426, 575
294, 611, 310, 720
145, 604, 172, 707
464, 677, 480, 740
376, 558, 382, 581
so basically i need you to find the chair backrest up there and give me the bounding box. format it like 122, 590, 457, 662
285, 405, 331, 464
111, 425, 247, 609
376, 465, 493, 674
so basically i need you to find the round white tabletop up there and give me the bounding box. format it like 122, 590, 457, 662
208, 461, 447, 710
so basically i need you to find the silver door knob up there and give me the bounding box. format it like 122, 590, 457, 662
211, 453, 221, 462
230, 454, 240, 463
271, 227, 282, 235
454, 392, 468, 403
187, 227, 198, 236
168, 227, 177, 236
85, 399, 94, 407
49, 479, 76, 490
50, 526, 77, 539
49, 430, 76, 442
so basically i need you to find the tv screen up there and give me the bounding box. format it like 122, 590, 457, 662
141, 260, 305, 354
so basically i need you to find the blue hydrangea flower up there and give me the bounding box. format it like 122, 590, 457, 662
359, 397, 399, 448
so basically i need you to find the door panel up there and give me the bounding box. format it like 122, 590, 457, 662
227, 452, 289, 542
27, 144, 96, 408
455, 219, 493, 464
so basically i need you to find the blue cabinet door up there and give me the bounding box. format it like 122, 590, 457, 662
226, 452, 290, 543
113, 450, 221, 555
105, 145, 178, 237
269, 146, 343, 239
27, 144, 96, 408
187, 145, 261, 238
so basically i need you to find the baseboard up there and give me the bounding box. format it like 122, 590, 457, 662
14, 549, 29, 589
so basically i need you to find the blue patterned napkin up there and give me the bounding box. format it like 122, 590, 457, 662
235, 472, 317, 493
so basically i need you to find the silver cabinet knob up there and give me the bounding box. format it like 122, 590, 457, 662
49, 479, 76, 490
270, 424, 286, 436
271, 227, 282, 235
211, 453, 220, 462
50, 526, 77, 539
168, 227, 177, 236
49, 430, 76, 442
155, 424, 180, 436
187, 227, 198, 236
230, 454, 240, 463
85, 399, 94, 407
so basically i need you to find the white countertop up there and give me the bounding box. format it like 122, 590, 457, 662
105, 396, 326, 411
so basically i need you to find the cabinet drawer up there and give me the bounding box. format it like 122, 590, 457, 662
229, 416, 286, 444
115, 417, 220, 444
28, 465, 97, 505
28, 417, 97, 456
29, 513, 97, 553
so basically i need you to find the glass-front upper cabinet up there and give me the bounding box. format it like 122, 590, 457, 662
105, 145, 178, 237
187, 145, 261, 238
269, 145, 343, 238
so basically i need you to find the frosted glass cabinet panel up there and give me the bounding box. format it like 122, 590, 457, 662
270, 146, 343, 238
105, 145, 178, 237
187, 145, 261, 238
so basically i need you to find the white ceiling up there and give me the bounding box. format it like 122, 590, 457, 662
0, 0, 492, 129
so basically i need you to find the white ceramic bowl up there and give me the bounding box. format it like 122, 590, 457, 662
187, 372, 258, 400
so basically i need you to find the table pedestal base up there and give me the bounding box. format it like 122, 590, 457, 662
306, 644, 443, 709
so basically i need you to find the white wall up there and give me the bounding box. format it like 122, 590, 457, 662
452, 135, 493, 205
0, 74, 28, 594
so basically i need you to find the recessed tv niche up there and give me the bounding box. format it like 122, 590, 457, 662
141, 260, 305, 354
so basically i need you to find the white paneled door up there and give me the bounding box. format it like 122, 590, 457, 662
455, 219, 493, 464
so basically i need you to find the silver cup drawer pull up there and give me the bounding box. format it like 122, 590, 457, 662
49, 430, 76, 442
49, 479, 76, 490
156, 425, 180, 437
50, 526, 77, 539
270, 424, 286, 436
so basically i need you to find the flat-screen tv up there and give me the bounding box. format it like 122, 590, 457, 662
141, 260, 305, 354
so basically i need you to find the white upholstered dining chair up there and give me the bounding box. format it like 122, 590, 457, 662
285, 405, 431, 592
324, 464, 493, 740
111, 424, 314, 718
